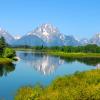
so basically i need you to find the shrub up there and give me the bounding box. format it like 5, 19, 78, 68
3, 48, 16, 58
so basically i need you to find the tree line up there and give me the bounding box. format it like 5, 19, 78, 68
14, 44, 100, 53
46, 44, 100, 53
31, 44, 100, 53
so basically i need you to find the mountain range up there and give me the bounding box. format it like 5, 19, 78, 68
0, 23, 100, 46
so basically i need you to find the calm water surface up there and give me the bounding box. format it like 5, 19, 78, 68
0, 51, 100, 100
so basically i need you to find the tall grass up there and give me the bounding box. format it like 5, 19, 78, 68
15, 69, 100, 100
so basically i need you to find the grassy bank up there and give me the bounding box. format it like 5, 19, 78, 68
15, 69, 100, 100
47, 51, 100, 58
0, 58, 12, 64
15, 48, 100, 58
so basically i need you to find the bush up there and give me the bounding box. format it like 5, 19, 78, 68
3, 48, 16, 58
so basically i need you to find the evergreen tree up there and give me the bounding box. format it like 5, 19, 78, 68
0, 37, 7, 56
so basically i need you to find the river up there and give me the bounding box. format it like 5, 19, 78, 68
0, 51, 99, 100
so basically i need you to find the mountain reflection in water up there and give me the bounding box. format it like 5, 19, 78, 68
17, 51, 100, 75
18, 52, 65, 75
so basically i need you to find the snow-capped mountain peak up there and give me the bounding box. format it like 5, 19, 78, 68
25, 23, 80, 46
33, 23, 60, 34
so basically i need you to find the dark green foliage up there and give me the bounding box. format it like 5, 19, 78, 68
0, 37, 7, 56
48, 44, 100, 53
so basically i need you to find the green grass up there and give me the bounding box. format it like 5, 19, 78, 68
47, 51, 100, 58
0, 58, 12, 64
15, 69, 100, 100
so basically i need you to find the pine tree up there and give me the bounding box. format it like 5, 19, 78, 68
0, 37, 7, 56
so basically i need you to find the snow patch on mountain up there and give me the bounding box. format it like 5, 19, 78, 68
14, 35, 21, 40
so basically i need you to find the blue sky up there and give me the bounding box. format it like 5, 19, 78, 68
0, 0, 100, 39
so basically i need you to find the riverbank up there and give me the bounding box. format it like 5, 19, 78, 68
0, 58, 13, 64
15, 69, 100, 100
47, 51, 100, 58
15, 48, 100, 58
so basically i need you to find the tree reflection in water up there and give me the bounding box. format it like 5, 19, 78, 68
0, 63, 15, 77
62, 57, 100, 66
